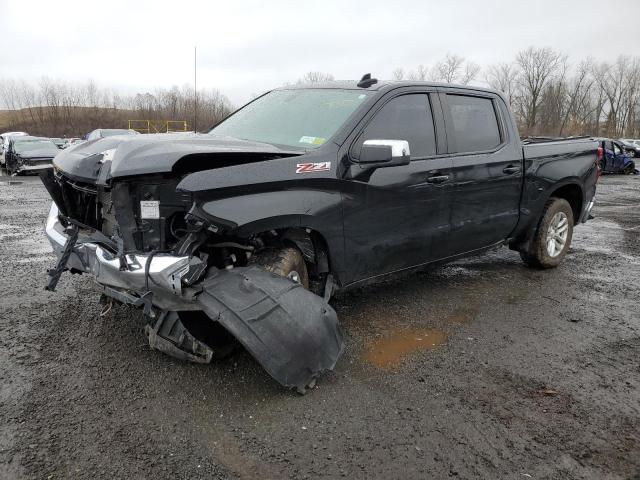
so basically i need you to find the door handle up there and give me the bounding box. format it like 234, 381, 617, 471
503, 165, 521, 174
425, 174, 450, 184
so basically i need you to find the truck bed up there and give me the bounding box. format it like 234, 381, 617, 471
522, 137, 599, 162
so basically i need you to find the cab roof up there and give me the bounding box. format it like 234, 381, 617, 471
278, 79, 500, 96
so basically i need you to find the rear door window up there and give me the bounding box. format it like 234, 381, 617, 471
446, 94, 502, 153
355, 94, 437, 159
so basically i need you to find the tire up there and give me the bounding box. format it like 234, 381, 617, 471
249, 246, 309, 289
624, 162, 636, 175
520, 197, 574, 269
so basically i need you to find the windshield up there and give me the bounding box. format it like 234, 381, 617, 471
14, 140, 59, 155
210, 89, 370, 149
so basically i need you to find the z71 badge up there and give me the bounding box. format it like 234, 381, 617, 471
296, 162, 331, 174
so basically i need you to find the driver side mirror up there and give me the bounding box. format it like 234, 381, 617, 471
359, 139, 411, 167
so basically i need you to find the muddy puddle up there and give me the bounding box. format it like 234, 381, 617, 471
362, 328, 447, 370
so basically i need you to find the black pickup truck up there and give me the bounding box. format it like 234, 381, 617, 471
41, 76, 599, 392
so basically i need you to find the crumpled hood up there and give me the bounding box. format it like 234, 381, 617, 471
52, 133, 302, 183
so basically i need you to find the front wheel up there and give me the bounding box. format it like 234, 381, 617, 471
520, 197, 574, 269
249, 246, 309, 289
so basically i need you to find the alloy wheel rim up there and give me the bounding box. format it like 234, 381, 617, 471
546, 212, 569, 257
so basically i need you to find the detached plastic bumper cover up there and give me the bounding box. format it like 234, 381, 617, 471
197, 266, 344, 390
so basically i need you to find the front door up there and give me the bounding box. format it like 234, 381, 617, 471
341, 92, 453, 285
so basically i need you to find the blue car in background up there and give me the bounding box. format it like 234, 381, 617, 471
598, 139, 637, 174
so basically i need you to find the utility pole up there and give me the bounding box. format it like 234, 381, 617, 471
194, 45, 197, 132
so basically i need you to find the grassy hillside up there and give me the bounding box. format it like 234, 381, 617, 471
0, 110, 13, 131
0, 106, 147, 137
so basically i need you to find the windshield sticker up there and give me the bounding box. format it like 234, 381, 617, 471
299, 136, 326, 145
296, 162, 331, 174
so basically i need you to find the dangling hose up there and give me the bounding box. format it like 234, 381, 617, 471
144, 250, 158, 292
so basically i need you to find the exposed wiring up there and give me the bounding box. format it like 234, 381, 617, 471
169, 214, 200, 239
208, 241, 255, 251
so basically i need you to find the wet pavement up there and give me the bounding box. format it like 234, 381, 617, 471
1, 173, 639, 479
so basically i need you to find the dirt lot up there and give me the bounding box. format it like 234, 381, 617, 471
1, 174, 639, 480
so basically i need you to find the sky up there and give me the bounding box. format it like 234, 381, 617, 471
1, 0, 639, 107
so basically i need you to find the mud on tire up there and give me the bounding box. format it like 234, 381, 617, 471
249, 246, 309, 289
520, 197, 574, 269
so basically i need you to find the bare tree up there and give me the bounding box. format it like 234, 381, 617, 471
485, 62, 519, 103
435, 54, 465, 83
515, 46, 566, 132
297, 71, 335, 84
460, 62, 481, 85
557, 60, 595, 136
392, 68, 405, 80
408, 65, 429, 81
411, 54, 480, 85
0, 78, 233, 136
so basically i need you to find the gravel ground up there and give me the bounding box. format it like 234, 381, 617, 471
0, 173, 639, 480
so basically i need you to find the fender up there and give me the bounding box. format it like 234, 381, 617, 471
194, 189, 346, 280
510, 140, 597, 246
510, 177, 586, 250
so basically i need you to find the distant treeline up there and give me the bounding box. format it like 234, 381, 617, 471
391, 48, 640, 139
0, 80, 233, 137
2, 46, 640, 139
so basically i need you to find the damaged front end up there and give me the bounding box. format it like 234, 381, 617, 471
41, 163, 343, 393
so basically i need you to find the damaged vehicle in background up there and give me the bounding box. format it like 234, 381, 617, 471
0, 131, 29, 167
41, 76, 599, 393
85, 128, 139, 141
50, 138, 67, 149
5, 136, 60, 175
598, 138, 636, 174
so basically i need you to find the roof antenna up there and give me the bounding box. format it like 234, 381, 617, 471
357, 73, 378, 88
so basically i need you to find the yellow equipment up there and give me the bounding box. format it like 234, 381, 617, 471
128, 120, 188, 134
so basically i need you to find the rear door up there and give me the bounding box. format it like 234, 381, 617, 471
439, 90, 522, 255
340, 89, 453, 284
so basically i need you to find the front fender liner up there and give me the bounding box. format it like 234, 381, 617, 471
197, 266, 344, 390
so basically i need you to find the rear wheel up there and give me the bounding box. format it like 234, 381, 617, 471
249, 246, 309, 289
520, 197, 574, 269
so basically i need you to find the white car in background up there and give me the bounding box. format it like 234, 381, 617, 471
0, 131, 29, 166
85, 129, 139, 141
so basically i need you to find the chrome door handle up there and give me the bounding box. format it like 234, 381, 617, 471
503, 165, 521, 174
